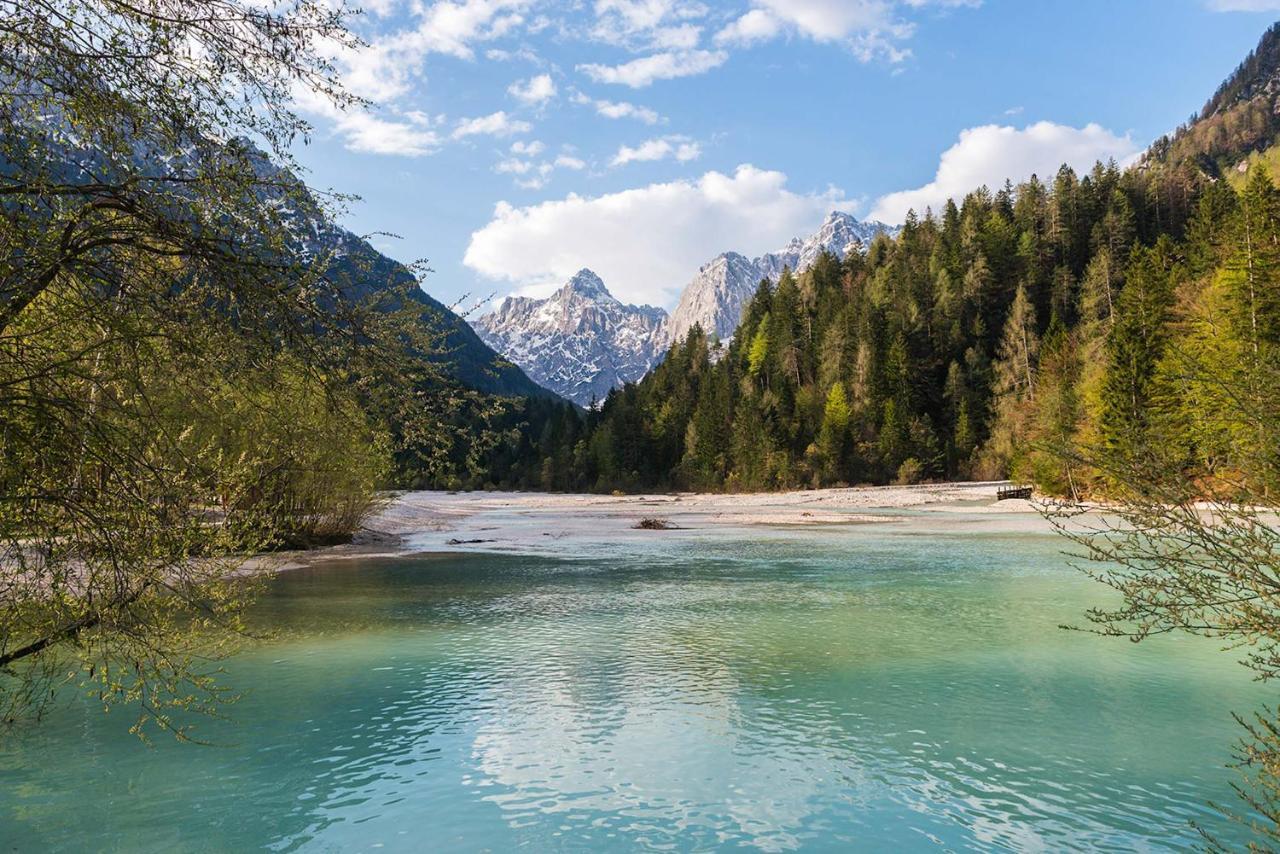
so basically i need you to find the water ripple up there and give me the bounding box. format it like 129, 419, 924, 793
0, 530, 1265, 852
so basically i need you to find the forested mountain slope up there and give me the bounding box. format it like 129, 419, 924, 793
240, 150, 555, 400
1148, 22, 1280, 178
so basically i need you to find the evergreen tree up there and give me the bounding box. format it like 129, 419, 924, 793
817, 382, 851, 480
1100, 242, 1177, 461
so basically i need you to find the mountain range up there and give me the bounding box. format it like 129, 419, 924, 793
472, 211, 895, 405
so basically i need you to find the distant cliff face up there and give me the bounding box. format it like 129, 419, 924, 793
659, 252, 757, 349
472, 269, 667, 406
662, 212, 895, 345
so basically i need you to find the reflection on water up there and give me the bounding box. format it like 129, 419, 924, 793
0, 521, 1264, 851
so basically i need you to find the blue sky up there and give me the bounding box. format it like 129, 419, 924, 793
291, 0, 1280, 311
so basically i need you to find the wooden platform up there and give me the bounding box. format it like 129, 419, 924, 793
996, 484, 1034, 501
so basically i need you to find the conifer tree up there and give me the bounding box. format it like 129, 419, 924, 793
817, 382, 851, 479
1099, 242, 1177, 461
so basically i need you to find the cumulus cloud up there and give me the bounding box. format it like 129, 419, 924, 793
464, 164, 846, 306
496, 146, 587, 187
405, 0, 529, 59
305, 0, 983, 156
571, 91, 664, 123
452, 111, 534, 139
611, 136, 701, 165
508, 73, 557, 105
752, 0, 898, 42
485, 45, 543, 62
518, 162, 556, 189
578, 49, 728, 87
296, 0, 536, 153
495, 157, 535, 175
335, 112, 441, 156
869, 121, 1138, 223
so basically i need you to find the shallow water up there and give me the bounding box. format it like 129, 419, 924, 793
0, 513, 1268, 851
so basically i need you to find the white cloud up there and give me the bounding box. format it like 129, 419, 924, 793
358, 0, 399, 16
571, 91, 664, 123
514, 160, 557, 189
601, 101, 664, 123
750, 0, 898, 42
297, 0, 539, 151
869, 121, 1137, 223
511, 139, 546, 155
648, 23, 704, 49
589, 0, 710, 49
713, 9, 781, 46
578, 49, 728, 87
713, 0, 979, 60
334, 0, 532, 102
611, 136, 701, 165
496, 148, 586, 187
495, 158, 533, 174
335, 112, 441, 156
292, 87, 440, 156
508, 73, 557, 105
486, 46, 543, 62
303, 0, 983, 158
1206, 0, 1280, 9
464, 164, 845, 306
452, 111, 534, 139
407, 0, 528, 59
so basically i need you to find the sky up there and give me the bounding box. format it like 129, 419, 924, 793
290, 0, 1280, 312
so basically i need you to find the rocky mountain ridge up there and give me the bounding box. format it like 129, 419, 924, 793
663, 211, 894, 344
472, 269, 667, 406
472, 212, 895, 404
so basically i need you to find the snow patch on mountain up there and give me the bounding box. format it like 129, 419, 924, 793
472, 269, 667, 406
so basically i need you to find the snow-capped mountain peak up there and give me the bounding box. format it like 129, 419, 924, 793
472, 269, 667, 406
557, 268, 613, 301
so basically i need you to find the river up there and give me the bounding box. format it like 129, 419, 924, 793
0, 493, 1265, 851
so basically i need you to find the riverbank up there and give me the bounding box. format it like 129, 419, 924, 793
267, 481, 1049, 570
379, 480, 1026, 530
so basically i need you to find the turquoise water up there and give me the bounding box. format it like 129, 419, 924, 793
0, 516, 1268, 851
